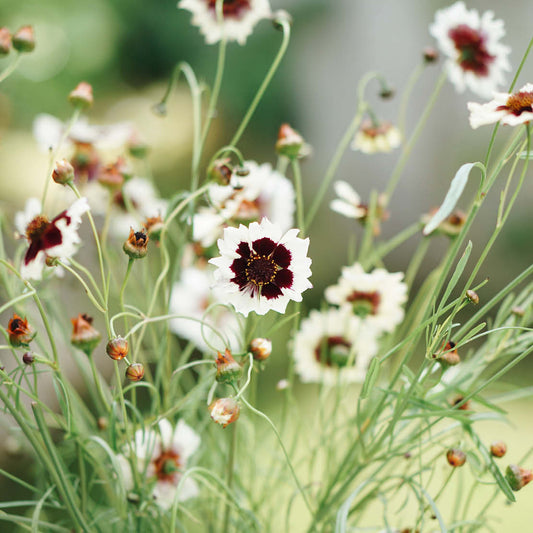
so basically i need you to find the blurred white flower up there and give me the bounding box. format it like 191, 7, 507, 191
351, 120, 401, 154
330, 181, 367, 219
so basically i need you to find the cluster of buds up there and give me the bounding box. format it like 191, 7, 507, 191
7, 314, 35, 347
123, 228, 149, 259
71, 314, 101, 356
208, 397, 240, 428
446, 448, 467, 467
0, 25, 35, 55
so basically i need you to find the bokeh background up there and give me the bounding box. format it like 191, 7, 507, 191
0, 0, 532, 529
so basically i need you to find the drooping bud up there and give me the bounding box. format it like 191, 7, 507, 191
144, 215, 164, 242
208, 158, 233, 185
506, 464, 533, 491
106, 337, 128, 361
276, 123, 304, 159
465, 290, 479, 305
234, 166, 250, 177
271, 9, 293, 31
435, 340, 460, 366
123, 228, 149, 259
126, 363, 145, 382
208, 397, 240, 428
250, 338, 272, 361
490, 441, 507, 458
7, 314, 35, 347
22, 352, 35, 365
215, 348, 242, 384
71, 314, 101, 356
52, 159, 75, 185
446, 448, 466, 467
379, 86, 395, 99
423, 46, 439, 64
12, 26, 35, 53
0, 27, 12, 55
69, 82, 93, 109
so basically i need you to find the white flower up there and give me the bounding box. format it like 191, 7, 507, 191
293, 308, 378, 385
19, 197, 90, 280
178, 0, 271, 45
351, 120, 401, 154
468, 83, 533, 129
209, 218, 312, 317
325, 263, 407, 334
14, 197, 42, 237
429, 1, 511, 99
117, 419, 200, 510
330, 181, 367, 219
169, 266, 244, 352
193, 160, 295, 248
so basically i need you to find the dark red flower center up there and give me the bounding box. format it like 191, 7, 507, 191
207, 0, 251, 18
23, 212, 71, 266
315, 336, 351, 368
346, 290, 380, 318
153, 449, 182, 483
499, 90, 533, 116
230, 237, 293, 300
448, 24, 495, 76
25, 215, 50, 241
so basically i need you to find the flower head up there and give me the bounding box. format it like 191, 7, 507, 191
123, 228, 149, 259
429, 1, 510, 98
71, 314, 101, 356
19, 197, 90, 280
468, 83, 533, 129
208, 397, 240, 428
7, 314, 35, 347
117, 419, 201, 509
351, 119, 401, 154
209, 218, 312, 317
293, 308, 378, 385
179, 0, 271, 45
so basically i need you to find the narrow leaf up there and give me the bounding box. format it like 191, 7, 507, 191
360, 357, 380, 398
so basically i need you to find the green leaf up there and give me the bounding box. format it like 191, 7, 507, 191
360, 357, 380, 399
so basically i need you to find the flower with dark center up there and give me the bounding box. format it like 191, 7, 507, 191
430, 2, 510, 98
209, 218, 311, 316
7, 314, 35, 347
178, 0, 271, 45
468, 83, 533, 129
123, 228, 149, 259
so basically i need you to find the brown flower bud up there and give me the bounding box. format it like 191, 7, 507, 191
0, 27, 12, 55
71, 314, 101, 356
69, 82, 93, 109
22, 352, 35, 365
123, 228, 149, 259
7, 314, 35, 347
435, 340, 460, 366
125, 363, 145, 382
208, 158, 233, 186
276, 123, 304, 159
465, 290, 479, 305
106, 337, 128, 361
423, 47, 439, 64
97, 417, 108, 430
490, 441, 507, 458
208, 397, 240, 428
12, 25, 35, 53
144, 215, 164, 242
250, 338, 272, 361
506, 464, 533, 491
379, 87, 395, 99
450, 394, 471, 411
446, 448, 466, 467
52, 159, 75, 185
215, 348, 242, 384
97, 157, 131, 190
511, 307, 525, 317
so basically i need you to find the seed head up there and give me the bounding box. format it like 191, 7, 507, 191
7, 314, 35, 347
123, 228, 149, 259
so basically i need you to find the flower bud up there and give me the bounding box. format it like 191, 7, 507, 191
465, 290, 479, 305
208, 158, 233, 185
208, 397, 240, 428
423, 46, 439, 64
379, 87, 395, 99
506, 464, 533, 491
98, 158, 131, 190
0, 27, 12, 55
511, 307, 525, 317
436, 340, 460, 366
250, 338, 272, 361
446, 448, 466, 467
7, 314, 35, 347
215, 348, 242, 384
123, 228, 149, 259
450, 394, 471, 411
22, 352, 35, 365
276, 123, 304, 159
272, 10, 293, 30
69, 82, 93, 109
144, 215, 164, 242
52, 159, 75, 185
12, 25, 35, 53
490, 441, 507, 458
126, 363, 145, 382
106, 337, 128, 361
97, 417, 108, 430
71, 314, 101, 356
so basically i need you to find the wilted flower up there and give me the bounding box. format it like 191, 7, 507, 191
97, 157, 131, 190
446, 448, 466, 467
506, 464, 533, 491
179, 0, 271, 45
7, 315, 35, 347
69, 82, 94, 109
71, 314, 101, 356
208, 397, 240, 428
123, 228, 149, 259
209, 218, 312, 317
351, 119, 401, 154
12, 25, 35, 53
468, 83, 533, 129
250, 337, 272, 361
429, 1, 510, 98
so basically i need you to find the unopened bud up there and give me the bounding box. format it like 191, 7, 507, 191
423, 46, 439, 64
144, 215, 164, 242
97, 417, 108, 430
12, 26, 35, 53
52, 159, 75, 185
435, 340, 460, 366
123, 228, 149, 259
126, 363, 145, 382
379, 87, 395, 99
7, 314, 35, 347
215, 348, 242, 384
511, 307, 525, 317
272, 9, 293, 30
250, 338, 272, 361
276, 123, 304, 159
465, 290, 479, 305
98, 157, 131, 190
208, 158, 233, 185
69, 82, 93, 109
22, 352, 35, 365
0, 28, 12, 55
506, 464, 533, 491
490, 441, 507, 458
71, 314, 101, 356
450, 394, 471, 411
208, 397, 240, 428
106, 337, 128, 361
446, 448, 466, 467
234, 166, 250, 177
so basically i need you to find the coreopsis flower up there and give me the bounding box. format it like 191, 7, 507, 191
71, 314, 101, 356
325, 263, 407, 334
208, 397, 240, 428
193, 160, 295, 248
468, 83, 533, 129
116, 419, 201, 508
7, 314, 36, 347
429, 1, 511, 98
209, 218, 312, 317
351, 119, 401, 154
18, 197, 90, 280
330, 181, 367, 220
179, 0, 271, 45
123, 228, 149, 259
293, 308, 378, 385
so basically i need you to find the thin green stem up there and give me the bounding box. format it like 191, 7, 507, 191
222, 422, 237, 533
0, 53, 22, 84
290, 158, 305, 235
